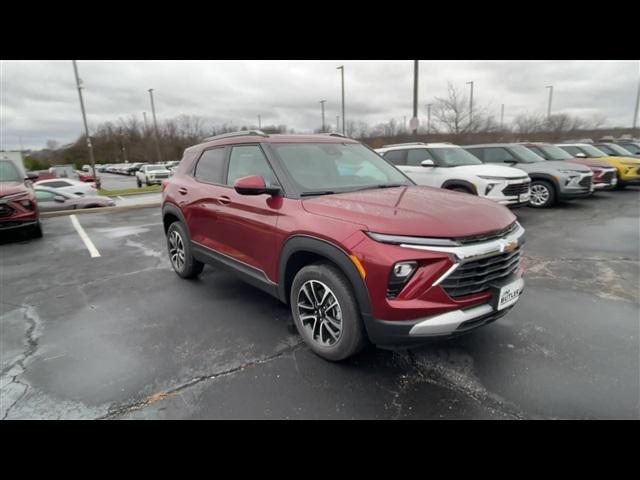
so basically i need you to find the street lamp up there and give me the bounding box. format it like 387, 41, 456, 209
466, 81, 474, 129
337, 65, 345, 135
148, 88, 162, 163
319, 100, 326, 133
426, 103, 432, 135
72, 61, 97, 185
546, 85, 554, 119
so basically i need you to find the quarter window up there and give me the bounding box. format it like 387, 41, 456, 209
194, 148, 227, 184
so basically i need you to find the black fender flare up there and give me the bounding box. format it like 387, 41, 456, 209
278, 235, 372, 318
162, 203, 191, 238
441, 179, 477, 194
528, 173, 560, 193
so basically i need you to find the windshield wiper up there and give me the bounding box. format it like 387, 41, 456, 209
300, 190, 336, 197
351, 183, 407, 192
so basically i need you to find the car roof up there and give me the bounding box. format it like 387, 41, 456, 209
463, 143, 514, 148
186, 133, 359, 154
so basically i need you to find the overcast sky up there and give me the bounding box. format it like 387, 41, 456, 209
1, 60, 638, 150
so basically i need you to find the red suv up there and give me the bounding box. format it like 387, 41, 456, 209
0, 160, 42, 238
162, 132, 525, 360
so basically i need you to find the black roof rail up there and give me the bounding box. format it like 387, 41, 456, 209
202, 130, 269, 142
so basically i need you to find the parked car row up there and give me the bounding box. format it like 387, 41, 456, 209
97, 161, 180, 178
375, 140, 640, 208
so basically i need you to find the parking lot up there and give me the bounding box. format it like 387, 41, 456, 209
1, 187, 638, 419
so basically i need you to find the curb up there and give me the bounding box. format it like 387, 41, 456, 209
40, 202, 161, 218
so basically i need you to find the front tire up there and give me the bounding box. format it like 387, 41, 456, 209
166, 222, 204, 279
529, 180, 556, 208
137, 179, 142, 188
31, 220, 43, 239
290, 262, 366, 361
614, 181, 627, 190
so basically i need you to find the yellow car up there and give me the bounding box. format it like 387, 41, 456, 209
556, 143, 640, 189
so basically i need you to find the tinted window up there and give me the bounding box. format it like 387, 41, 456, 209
41, 181, 71, 188
482, 148, 517, 163
195, 148, 226, 184
0, 160, 22, 182
406, 149, 433, 166
558, 145, 581, 156
618, 143, 640, 154
227, 145, 278, 187
509, 144, 545, 163
383, 149, 407, 165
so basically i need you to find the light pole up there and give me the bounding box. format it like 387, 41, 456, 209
336, 115, 340, 133
633, 76, 640, 134
337, 65, 345, 135
412, 60, 419, 137
319, 100, 326, 133
148, 88, 162, 163
72, 61, 97, 184
258, 114, 261, 129
426, 104, 432, 134
500, 104, 505, 130
142, 111, 148, 132
466, 81, 474, 130
546, 85, 554, 119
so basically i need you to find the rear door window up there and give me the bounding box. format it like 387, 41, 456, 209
194, 147, 227, 184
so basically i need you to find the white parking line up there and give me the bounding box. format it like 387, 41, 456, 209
70, 215, 101, 258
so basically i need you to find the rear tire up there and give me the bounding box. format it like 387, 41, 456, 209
137, 179, 142, 188
166, 222, 204, 279
529, 180, 556, 208
290, 262, 366, 361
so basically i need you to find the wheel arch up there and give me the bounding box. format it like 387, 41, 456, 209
441, 179, 477, 194
162, 203, 190, 237
278, 235, 373, 319
528, 173, 559, 193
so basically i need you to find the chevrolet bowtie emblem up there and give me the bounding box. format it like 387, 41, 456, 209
502, 240, 518, 253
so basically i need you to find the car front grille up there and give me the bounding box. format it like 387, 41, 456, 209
440, 247, 522, 299
0, 204, 14, 217
502, 182, 530, 196
579, 176, 592, 188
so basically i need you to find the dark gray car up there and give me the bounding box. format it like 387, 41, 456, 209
464, 143, 593, 208
34, 187, 115, 212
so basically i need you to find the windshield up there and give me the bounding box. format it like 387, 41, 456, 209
510, 144, 545, 163
0, 160, 22, 182
619, 142, 640, 154
602, 144, 634, 156
147, 165, 166, 171
578, 145, 607, 158
534, 145, 574, 161
430, 147, 482, 166
271, 143, 412, 194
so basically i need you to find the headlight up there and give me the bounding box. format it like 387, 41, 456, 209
477, 175, 508, 180
367, 231, 460, 247
557, 169, 580, 177
485, 183, 500, 195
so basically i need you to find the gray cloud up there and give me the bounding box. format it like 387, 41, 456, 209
1, 60, 638, 150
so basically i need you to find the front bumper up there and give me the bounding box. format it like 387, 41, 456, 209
0, 219, 38, 231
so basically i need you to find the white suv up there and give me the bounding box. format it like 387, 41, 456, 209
136, 164, 171, 187
376, 143, 531, 207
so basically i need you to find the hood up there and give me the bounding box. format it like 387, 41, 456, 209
302, 186, 516, 238
450, 164, 528, 178
566, 158, 615, 169
616, 156, 640, 165
0, 181, 30, 198
515, 160, 590, 173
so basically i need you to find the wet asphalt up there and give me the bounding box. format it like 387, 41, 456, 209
0, 186, 638, 419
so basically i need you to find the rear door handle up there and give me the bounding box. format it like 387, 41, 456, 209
178, 187, 188, 195
216, 195, 231, 205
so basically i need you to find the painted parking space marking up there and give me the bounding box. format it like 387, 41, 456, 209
69, 214, 101, 258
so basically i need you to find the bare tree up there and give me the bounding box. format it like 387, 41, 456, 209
432, 82, 492, 135
45, 140, 59, 151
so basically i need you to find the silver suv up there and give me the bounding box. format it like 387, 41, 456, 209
464, 143, 593, 208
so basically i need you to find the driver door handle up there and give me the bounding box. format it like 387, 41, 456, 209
216, 195, 231, 205
178, 187, 188, 195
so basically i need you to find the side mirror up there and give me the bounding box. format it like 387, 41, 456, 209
53, 195, 66, 203
234, 175, 280, 196
420, 159, 435, 167
26, 171, 39, 180
575, 153, 587, 158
